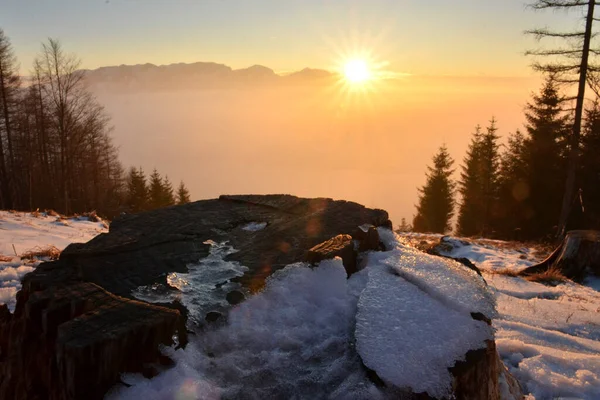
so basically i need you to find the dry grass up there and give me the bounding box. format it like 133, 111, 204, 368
523, 266, 568, 285
0, 254, 13, 262
490, 268, 522, 278
20, 245, 61, 261
46, 209, 61, 217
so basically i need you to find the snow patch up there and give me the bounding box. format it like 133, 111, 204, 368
110, 259, 385, 399
241, 221, 267, 232
0, 211, 107, 311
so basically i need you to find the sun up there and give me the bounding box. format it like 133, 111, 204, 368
343, 59, 371, 83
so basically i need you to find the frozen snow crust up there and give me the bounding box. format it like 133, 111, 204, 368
110, 230, 496, 399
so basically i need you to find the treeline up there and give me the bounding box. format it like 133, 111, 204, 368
0, 29, 191, 218
413, 75, 600, 241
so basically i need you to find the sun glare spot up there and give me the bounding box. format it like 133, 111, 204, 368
344, 59, 371, 83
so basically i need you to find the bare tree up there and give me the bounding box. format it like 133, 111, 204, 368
526, 0, 598, 238
0, 29, 21, 208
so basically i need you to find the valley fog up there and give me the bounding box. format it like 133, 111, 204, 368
94, 75, 538, 224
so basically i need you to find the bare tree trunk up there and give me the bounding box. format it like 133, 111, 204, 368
522, 230, 600, 281
557, 1, 596, 240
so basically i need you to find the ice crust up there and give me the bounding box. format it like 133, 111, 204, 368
133, 240, 248, 324
355, 247, 493, 398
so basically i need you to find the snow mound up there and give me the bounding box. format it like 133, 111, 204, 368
111, 259, 384, 399
355, 250, 493, 398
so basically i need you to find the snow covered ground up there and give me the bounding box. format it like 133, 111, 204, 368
0, 210, 108, 311
401, 233, 600, 400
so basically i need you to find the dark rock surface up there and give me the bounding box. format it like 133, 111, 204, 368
0, 281, 181, 400
0, 194, 391, 400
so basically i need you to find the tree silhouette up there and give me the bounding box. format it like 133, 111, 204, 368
526, 0, 599, 237
176, 181, 191, 205
413, 145, 455, 233
522, 76, 570, 239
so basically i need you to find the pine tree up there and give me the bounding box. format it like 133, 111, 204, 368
397, 217, 412, 232
496, 130, 530, 239
579, 99, 600, 229
176, 181, 191, 205
161, 176, 175, 207
126, 167, 148, 212
456, 119, 502, 237
148, 169, 165, 210
522, 75, 570, 239
413, 145, 455, 234
456, 126, 484, 236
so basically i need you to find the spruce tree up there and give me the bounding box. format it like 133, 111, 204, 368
579, 99, 600, 229
496, 130, 530, 239
176, 181, 191, 205
522, 75, 570, 239
456, 126, 484, 236
456, 119, 502, 237
161, 176, 175, 206
149, 169, 165, 210
413, 145, 455, 233
126, 167, 148, 212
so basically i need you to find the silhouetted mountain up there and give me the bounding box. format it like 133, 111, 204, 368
83, 62, 336, 91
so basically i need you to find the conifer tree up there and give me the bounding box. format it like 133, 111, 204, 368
126, 167, 148, 212
149, 169, 165, 210
579, 99, 600, 228
161, 176, 175, 206
397, 217, 412, 232
176, 181, 191, 205
413, 145, 455, 233
496, 130, 530, 239
456, 119, 502, 237
456, 126, 484, 236
522, 76, 570, 239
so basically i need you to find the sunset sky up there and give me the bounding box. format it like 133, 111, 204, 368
2, 0, 586, 76
0, 0, 590, 223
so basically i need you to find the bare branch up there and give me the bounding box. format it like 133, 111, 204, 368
525, 28, 586, 39
529, 0, 592, 10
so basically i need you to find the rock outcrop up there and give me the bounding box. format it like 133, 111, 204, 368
0, 195, 518, 400
0, 195, 391, 400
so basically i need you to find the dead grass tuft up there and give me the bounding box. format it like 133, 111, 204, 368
0, 254, 13, 262
523, 266, 567, 285
490, 269, 522, 277
46, 209, 61, 217
20, 245, 61, 261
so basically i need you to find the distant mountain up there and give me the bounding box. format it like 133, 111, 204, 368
83, 62, 335, 91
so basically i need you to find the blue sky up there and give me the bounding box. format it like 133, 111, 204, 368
1, 0, 585, 75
